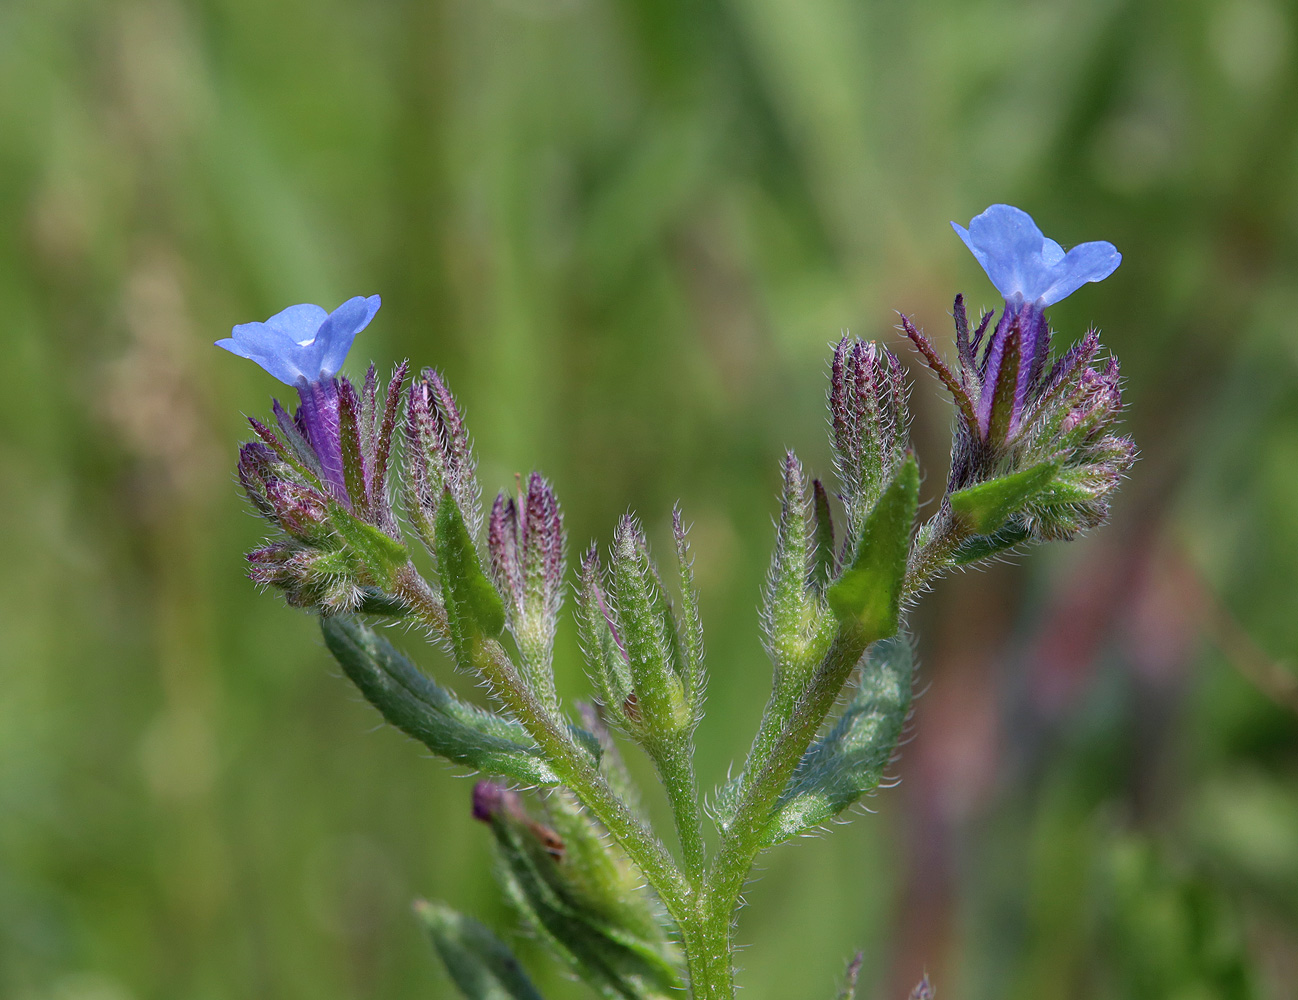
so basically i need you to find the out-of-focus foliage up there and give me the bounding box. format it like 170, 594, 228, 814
1, 0, 1297, 997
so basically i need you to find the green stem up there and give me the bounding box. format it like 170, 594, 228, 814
903, 506, 968, 598
657, 734, 707, 886
707, 625, 874, 943
393, 566, 693, 924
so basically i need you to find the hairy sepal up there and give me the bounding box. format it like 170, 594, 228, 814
948, 460, 1060, 536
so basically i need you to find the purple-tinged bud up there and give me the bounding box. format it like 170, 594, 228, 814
486, 473, 566, 710
237, 442, 279, 518
405, 369, 481, 548
522, 473, 564, 621
487, 492, 523, 600
247, 540, 363, 612
471, 779, 516, 822
264, 479, 331, 540
830, 336, 910, 541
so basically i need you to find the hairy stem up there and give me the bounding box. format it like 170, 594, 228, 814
705, 624, 875, 983
657, 734, 707, 886
392, 566, 693, 923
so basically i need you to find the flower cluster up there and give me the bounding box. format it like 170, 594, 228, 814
214, 204, 1136, 1000
902, 205, 1135, 548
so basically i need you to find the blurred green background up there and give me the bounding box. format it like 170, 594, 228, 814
3, 0, 1298, 997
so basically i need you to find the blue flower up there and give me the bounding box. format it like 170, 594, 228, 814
216, 295, 381, 385
952, 205, 1120, 307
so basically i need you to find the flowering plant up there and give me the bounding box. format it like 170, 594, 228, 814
218, 206, 1133, 999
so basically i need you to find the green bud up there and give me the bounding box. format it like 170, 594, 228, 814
606, 516, 693, 744
764, 452, 836, 693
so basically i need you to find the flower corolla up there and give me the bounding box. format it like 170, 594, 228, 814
216, 295, 381, 385
952, 205, 1119, 307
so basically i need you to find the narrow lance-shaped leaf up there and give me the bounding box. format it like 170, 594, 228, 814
948, 460, 1059, 536
671, 506, 705, 711
826, 455, 919, 641
475, 783, 681, 1000
758, 635, 914, 846
321, 615, 562, 785
952, 521, 1031, 565
327, 500, 409, 589
415, 900, 547, 1000
436, 489, 507, 671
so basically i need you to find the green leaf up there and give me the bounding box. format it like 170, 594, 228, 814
353, 587, 410, 618
415, 900, 547, 1000
327, 501, 409, 588
952, 521, 1031, 565
826, 456, 918, 640
486, 791, 682, 1000
436, 490, 507, 663
759, 635, 913, 846
810, 478, 836, 590
948, 460, 1058, 535
321, 615, 561, 785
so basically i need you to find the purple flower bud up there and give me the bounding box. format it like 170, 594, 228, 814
522, 473, 565, 619
406, 369, 481, 537
471, 779, 514, 822
484, 474, 565, 709
830, 336, 909, 538
264, 479, 331, 539
488, 492, 523, 602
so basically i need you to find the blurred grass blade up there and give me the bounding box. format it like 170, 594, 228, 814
415, 900, 546, 1000
760, 635, 913, 846
321, 615, 562, 784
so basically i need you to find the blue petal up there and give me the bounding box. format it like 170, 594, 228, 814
965, 204, 1050, 301
953, 204, 1120, 306
262, 303, 329, 345
1037, 241, 1122, 306
216, 330, 308, 385
315, 295, 381, 378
